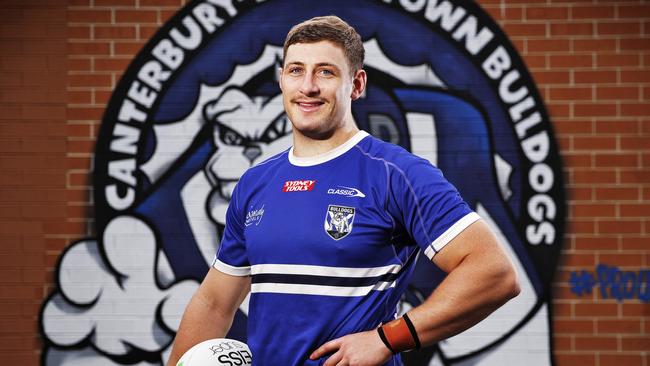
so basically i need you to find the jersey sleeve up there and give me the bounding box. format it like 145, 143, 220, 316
212, 181, 251, 276
387, 158, 480, 260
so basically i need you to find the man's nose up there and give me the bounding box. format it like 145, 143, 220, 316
243, 145, 262, 163
298, 73, 319, 96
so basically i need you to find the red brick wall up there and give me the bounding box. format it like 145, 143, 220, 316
480, 1, 649, 365
0, 0, 648, 365
0, 0, 68, 364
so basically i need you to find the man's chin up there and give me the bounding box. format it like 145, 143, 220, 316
290, 119, 335, 141
294, 125, 336, 141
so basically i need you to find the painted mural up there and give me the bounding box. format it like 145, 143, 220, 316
40, 1, 565, 365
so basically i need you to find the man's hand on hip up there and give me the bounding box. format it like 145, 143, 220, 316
310, 329, 393, 366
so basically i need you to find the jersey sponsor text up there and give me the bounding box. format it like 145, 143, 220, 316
327, 186, 366, 198
283, 180, 316, 192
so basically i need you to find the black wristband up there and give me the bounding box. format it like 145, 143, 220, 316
377, 326, 396, 354
402, 313, 421, 349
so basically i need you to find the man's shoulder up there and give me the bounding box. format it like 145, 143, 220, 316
357, 133, 431, 170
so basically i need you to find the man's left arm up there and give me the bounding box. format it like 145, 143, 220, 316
310, 219, 520, 366
408, 219, 520, 343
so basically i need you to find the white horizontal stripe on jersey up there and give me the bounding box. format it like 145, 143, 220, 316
250, 280, 396, 297
251, 263, 402, 278
249, 263, 403, 297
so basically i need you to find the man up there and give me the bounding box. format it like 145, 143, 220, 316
168, 15, 520, 366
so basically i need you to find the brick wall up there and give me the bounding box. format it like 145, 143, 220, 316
0, 0, 68, 364
0, 0, 648, 365
479, 2, 650, 365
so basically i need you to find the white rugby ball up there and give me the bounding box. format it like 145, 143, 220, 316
176, 338, 252, 366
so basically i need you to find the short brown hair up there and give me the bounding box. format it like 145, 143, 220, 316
283, 15, 364, 74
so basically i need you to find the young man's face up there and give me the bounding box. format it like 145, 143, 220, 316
279, 40, 364, 139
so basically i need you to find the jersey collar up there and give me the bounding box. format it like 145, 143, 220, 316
288, 130, 369, 167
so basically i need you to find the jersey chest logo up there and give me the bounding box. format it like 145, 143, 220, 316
283, 180, 316, 192
245, 204, 265, 227
327, 186, 366, 198
324, 205, 356, 240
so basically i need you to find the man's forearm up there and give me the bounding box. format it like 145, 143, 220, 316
166, 268, 250, 366
166, 289, 234, 365
407, 249, 520, 346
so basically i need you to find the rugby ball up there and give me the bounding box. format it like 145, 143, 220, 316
176, 338, 252, 366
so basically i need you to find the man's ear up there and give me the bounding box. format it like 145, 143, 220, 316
350, 69, 367, 101
278, 67, 284, 92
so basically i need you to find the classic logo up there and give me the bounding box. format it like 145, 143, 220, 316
327, 186, 366, 198
244, 204, 265, 226
282, 180, 316, 192
324, 205, 356, 240
40, 1, 565, 365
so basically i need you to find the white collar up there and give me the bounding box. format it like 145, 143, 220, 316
288, 130, 369, 167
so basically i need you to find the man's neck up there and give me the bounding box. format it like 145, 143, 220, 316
292, 124, 360, 158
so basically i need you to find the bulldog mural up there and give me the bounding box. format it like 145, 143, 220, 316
40, 1, 565, 365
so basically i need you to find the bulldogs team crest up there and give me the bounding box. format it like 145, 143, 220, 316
324, 205, 356, 240
40, 1, 565, 365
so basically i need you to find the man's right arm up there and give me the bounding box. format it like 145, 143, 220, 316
166, 267, 251, 366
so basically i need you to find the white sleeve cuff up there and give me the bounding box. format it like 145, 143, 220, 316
212, 258, 251, 276
423, 212, 481, 260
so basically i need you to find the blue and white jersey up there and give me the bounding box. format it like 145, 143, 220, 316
213, 130, 479, 366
